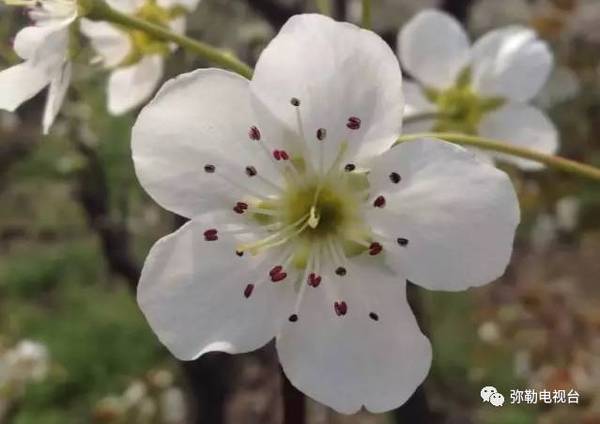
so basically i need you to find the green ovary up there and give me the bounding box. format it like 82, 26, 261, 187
427, 70, 504, 134
249, 175, 371, 269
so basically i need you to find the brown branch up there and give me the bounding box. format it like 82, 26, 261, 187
281, 367, 305, 424
440, 0, 476, 22
245, 0, 304, 29
71, 138, 141, 291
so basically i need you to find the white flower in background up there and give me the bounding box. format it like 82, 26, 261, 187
0, 340, 49, 392
0, 0, 79, 134
80, 0, 201, 115
133, 14, 520, 413
398, 9, 558, 170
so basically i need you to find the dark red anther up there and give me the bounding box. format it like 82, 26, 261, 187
344, 163, 356, 172
369, 312, 379, 321
316, 128, 327, 141
335, 267, 347, 276
269, 265, 283, 277
236, 250, 244, 257
397, 237, 409, 247
369, 242, 383, 256
308, 273, 322, 287
288, 314, 298, 322
346, 116, 361, 130
233, 201, 248, 214
204, 164, 215, 173
271, 272, 287, 282
373, 195, 386, 208
203, 229, 218, 241
245, 166, 257, 177
244, 284, 254, 298
248, 126, 261, 141
334, 301, 348, 316
273, 150, 289, 161
389, 172, 401, 184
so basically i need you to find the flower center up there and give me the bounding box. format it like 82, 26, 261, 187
119, 0, 185, 65
426, 69, 504, 134
238, 167, 371, 267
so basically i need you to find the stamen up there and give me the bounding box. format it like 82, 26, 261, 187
243, 284, 254, 298
369, 242, 383, 256
248, 126, 261, 141
334, 301, 348, 316
236, 250, 244, 257
273, 150, 290, 161
204, 164, 215, 173
236, 212, 310, 254
389, 172, 401, 184
290, 97, 300, 107
245, 166, 257, 177
397, 238, 409, 247
308, 273, 321, 287
344, 163, 356, 172
271, 271, 287, 282
203, 229, 218, 241
288, 314, 298, 322
369, 312, 379, 321
233, 202, 249, 214
373, 195, 386, 208
308, 206, 320, 229
269, 265, 283, 277
316, 128, 327, 141
335, 267, 347, 276
346, 116, 361, 130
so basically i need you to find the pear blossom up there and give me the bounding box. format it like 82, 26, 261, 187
398, 9, 558, 170
133, 14, 520, 413
80, 0, 201, 115
0, 0, 79, 134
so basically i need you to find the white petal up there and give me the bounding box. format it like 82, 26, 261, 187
138, 215, 295, 360
132, 68, 283, 218
402, 80, 436, 134
13, 24, 61, 60
398, 9, 471, 89
471, 26, 553, 102
42, 61, 71, 134
250, 14, 404, 170
0, 63, 49, 112
367, 139, 520, 291
106, 0, 143, 13
108, 55, 164, 115
13, 25, 69, 77
80, 19, 132, 68
277, 258, 431, 413
478, 104, 558, 170
169, 16, 186, 35
158, 0, 201, 11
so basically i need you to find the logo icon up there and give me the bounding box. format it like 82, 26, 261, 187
481, 386, 504, 407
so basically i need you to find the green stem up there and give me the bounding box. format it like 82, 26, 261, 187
361, 0, 372, 28
396, 132, 600, 181
86, 1, 253, 79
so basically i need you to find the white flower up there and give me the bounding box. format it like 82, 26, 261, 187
80, 0, 201, 115
398, 9, 558, 170
0, 0, 78, 134
1, 340, 49, 387
132, 14, 520, 413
